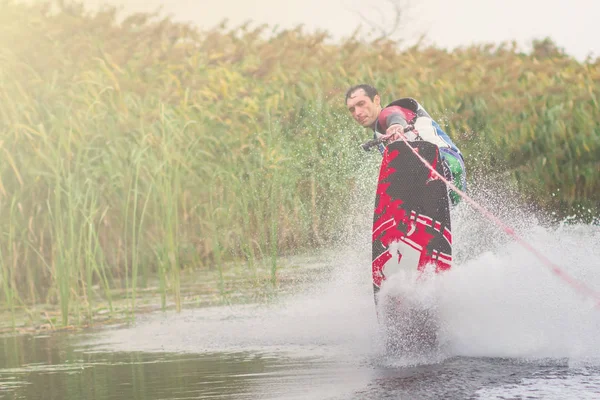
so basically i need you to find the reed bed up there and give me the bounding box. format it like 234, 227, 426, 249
0, 1, 598, 327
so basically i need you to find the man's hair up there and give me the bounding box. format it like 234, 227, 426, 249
345, 84, 379, 103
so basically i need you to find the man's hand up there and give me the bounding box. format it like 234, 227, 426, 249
381, 124, 405, 144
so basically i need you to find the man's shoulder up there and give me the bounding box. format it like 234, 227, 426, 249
384, 98, 431, 119
384, 98, 420, 111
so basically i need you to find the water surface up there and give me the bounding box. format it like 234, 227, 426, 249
1, 215, 599, 399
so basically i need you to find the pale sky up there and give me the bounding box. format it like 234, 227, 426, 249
83, 0, 599, 60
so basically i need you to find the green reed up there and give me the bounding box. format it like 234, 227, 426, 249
0, 1, 597, 327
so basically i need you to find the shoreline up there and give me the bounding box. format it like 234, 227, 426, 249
0, 252, 336, 336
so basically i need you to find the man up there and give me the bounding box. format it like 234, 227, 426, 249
345, 84, 466, 204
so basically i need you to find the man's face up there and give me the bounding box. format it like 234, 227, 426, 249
346, 89, 381, 128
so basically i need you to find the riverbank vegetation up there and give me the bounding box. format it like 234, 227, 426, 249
0, 1, 598, 329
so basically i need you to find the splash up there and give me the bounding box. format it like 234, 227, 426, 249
438, 215, 600, 361
84, 178, 600, 367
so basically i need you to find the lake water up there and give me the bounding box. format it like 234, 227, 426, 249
1, 206, 600, 399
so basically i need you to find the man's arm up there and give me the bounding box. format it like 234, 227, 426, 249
377, 105, 417, 143
377, 106, 416, 131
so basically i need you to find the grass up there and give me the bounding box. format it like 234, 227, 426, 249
0, 0, 598, 328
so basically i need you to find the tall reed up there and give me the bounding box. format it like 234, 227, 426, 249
0, 1, 597, 326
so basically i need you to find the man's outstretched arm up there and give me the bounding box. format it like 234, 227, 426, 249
377, 106, 415, 131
